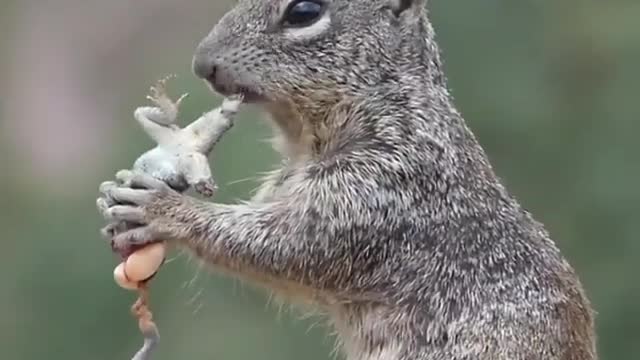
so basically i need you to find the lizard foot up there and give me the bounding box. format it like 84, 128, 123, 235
144, 75, 189, 126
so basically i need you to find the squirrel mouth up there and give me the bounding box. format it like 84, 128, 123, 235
237, 87, 266, 104
207, 81, 266, 104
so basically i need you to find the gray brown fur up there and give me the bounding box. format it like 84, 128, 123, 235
98, 0, 598, 359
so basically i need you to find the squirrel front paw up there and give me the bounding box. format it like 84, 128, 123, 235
97, 170, 186, 256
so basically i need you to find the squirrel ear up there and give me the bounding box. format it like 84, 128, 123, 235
389, 0, 425, 17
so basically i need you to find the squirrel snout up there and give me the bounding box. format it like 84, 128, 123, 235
192, 53, 217, 82
193, 56, 229, 96
192, 52, 263, 102
192, 51, 236, 96
192, 43, 264, 102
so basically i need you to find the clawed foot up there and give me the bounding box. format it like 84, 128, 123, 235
143, 75, 189, 126
193, 180, 217, 197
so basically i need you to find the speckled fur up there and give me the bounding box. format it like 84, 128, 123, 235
127, 0, 598, 358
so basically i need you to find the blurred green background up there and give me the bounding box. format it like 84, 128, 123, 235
0, 0, 638, 359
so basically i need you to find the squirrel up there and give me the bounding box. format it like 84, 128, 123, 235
98, 0, 598, 359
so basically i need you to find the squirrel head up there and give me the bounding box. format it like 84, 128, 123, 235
193, 0, 443, 115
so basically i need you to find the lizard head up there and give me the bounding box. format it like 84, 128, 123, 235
192, 0, 441, 111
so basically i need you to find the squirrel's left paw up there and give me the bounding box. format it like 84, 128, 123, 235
97, 170, 183, 254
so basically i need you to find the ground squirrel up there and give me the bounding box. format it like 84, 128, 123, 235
98, 0, 598, 359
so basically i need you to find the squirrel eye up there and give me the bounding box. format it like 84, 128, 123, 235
283, 0, 324, 28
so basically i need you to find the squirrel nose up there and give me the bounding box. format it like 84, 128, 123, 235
192, 55, 217, 82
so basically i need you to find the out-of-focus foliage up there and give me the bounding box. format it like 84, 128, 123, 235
0, 1, 638, 359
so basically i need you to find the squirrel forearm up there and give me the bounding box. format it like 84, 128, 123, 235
177, 200, 352, 293
172, 174, 391, 299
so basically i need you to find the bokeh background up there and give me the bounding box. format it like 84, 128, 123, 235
1, 0, 638, 359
